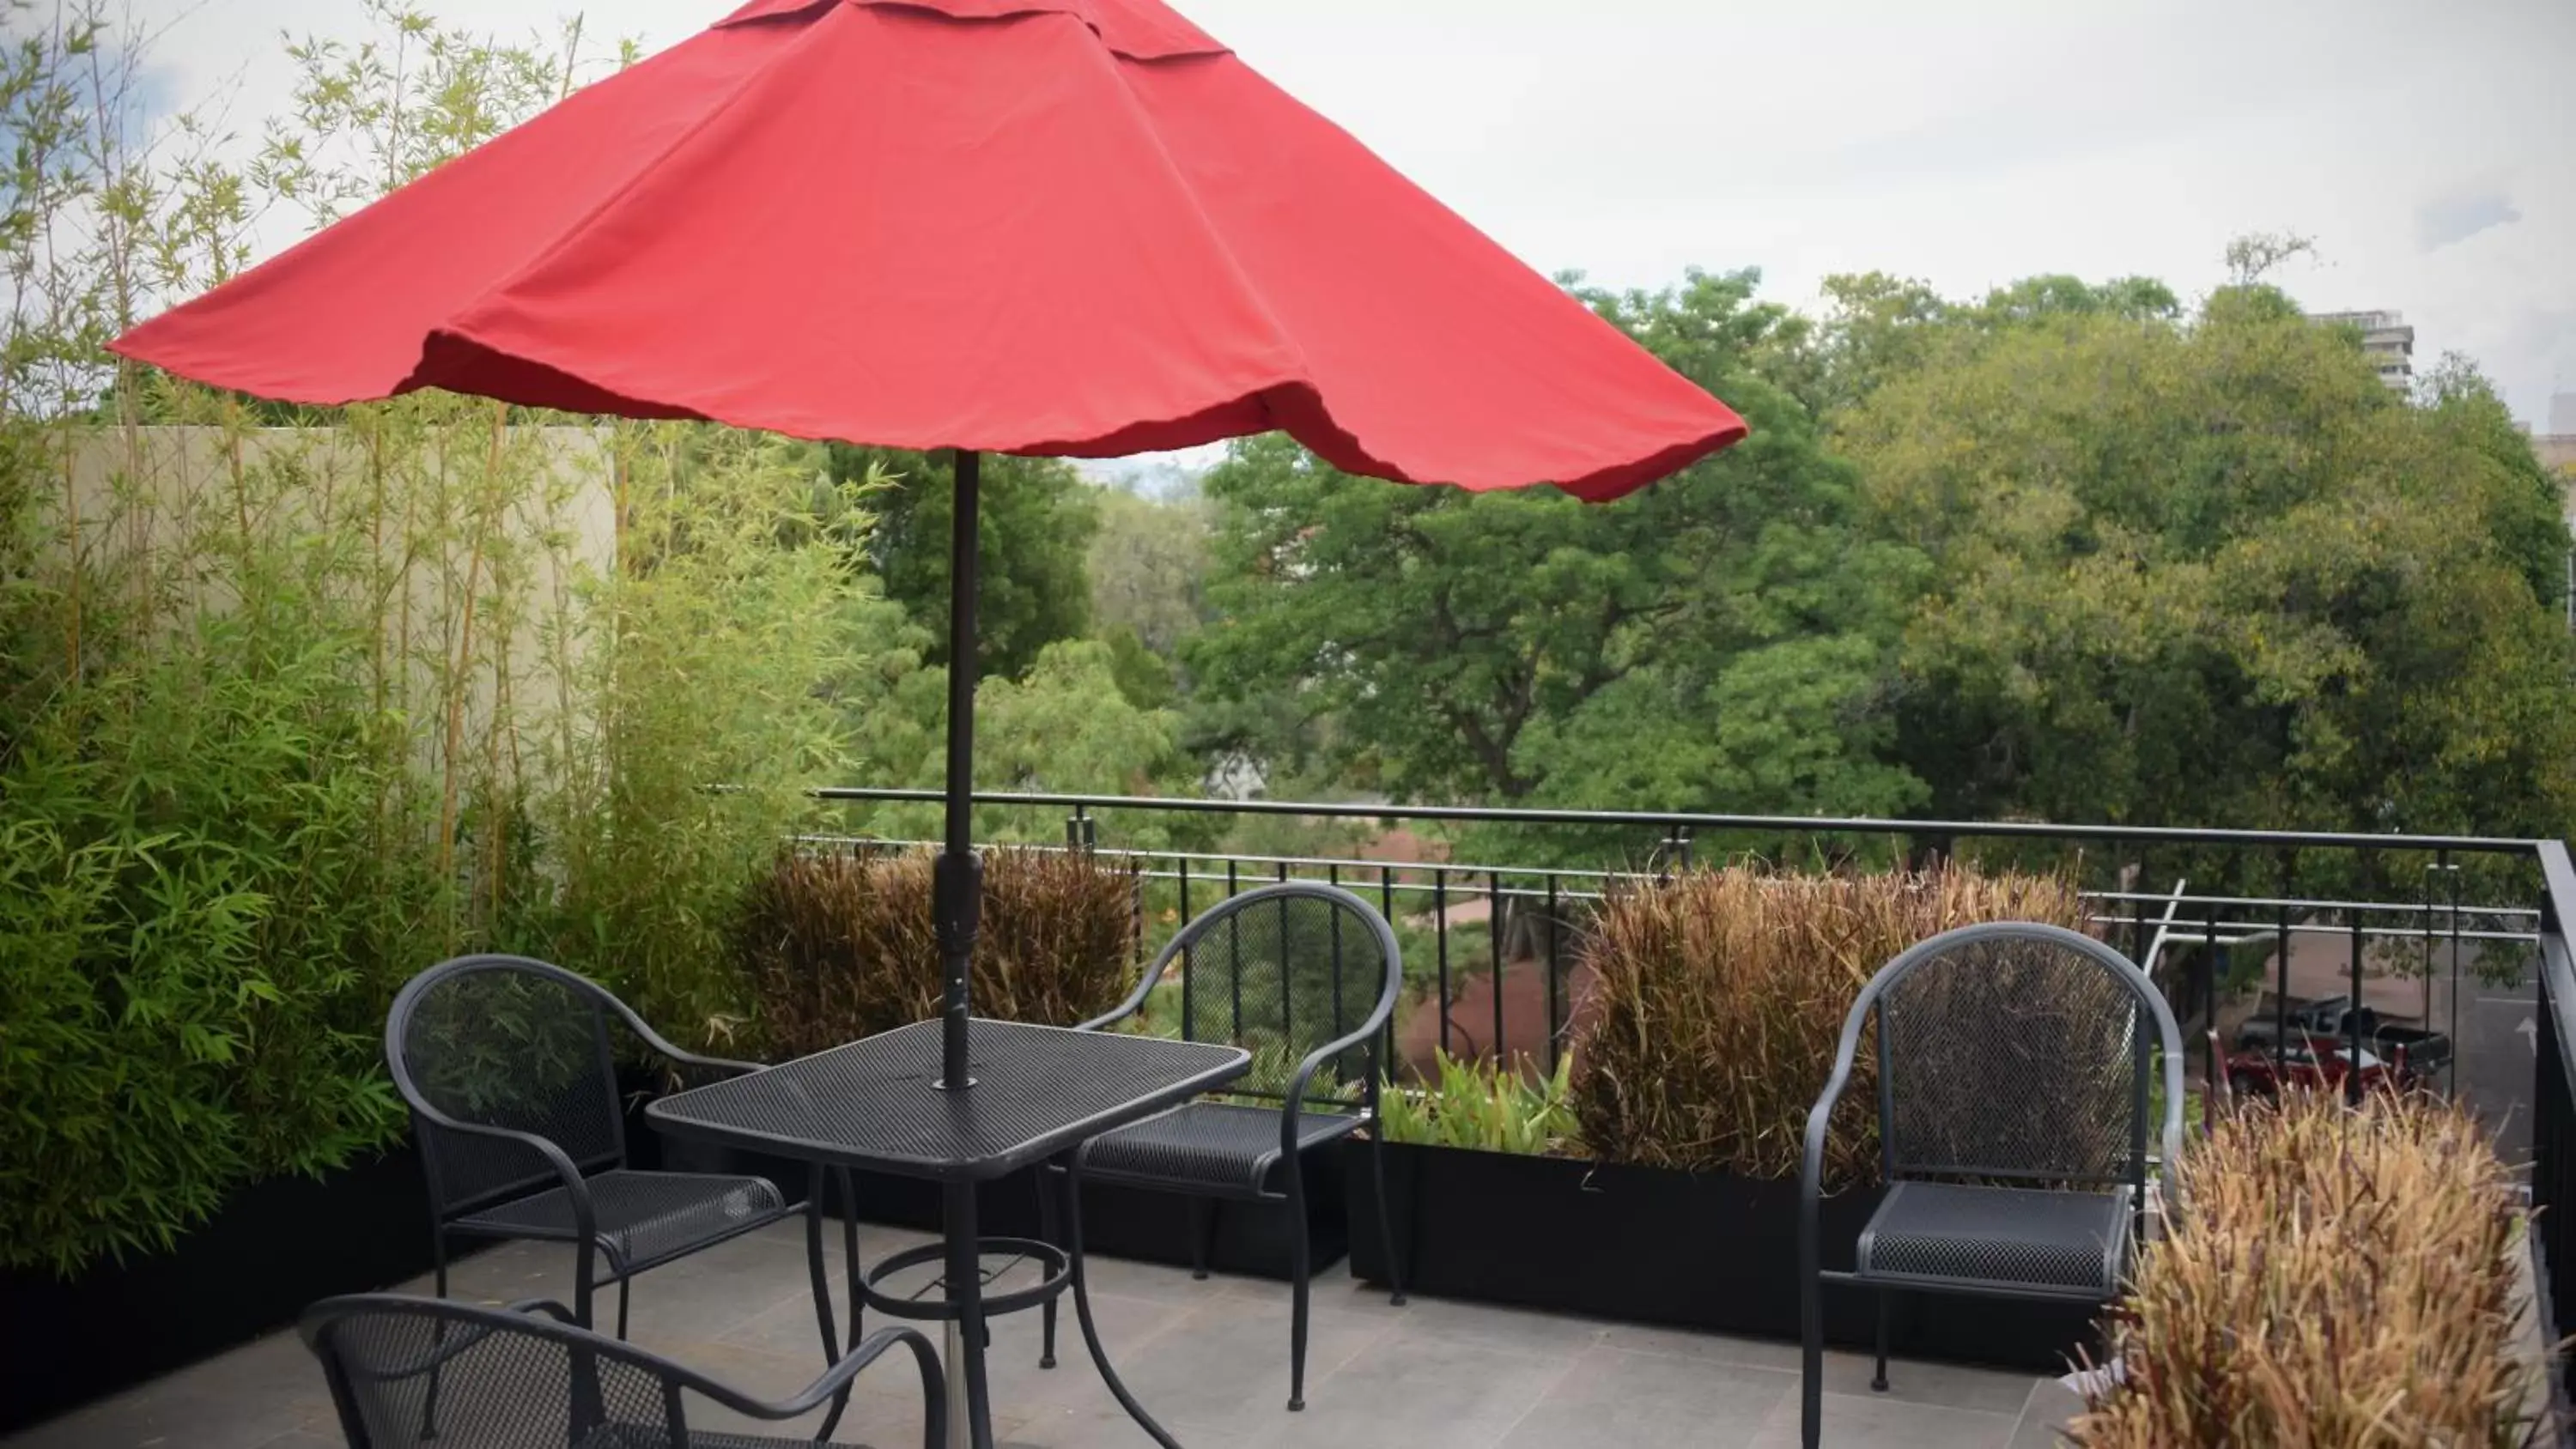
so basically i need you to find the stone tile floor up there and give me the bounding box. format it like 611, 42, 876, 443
3, 1219, 2083, 1448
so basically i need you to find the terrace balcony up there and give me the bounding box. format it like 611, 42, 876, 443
5, 788, 2567, 1448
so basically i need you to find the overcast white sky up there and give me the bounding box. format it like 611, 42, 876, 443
128, 0, 2576, 428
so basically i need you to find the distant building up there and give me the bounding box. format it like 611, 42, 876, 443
2537, 398, 2576, 633
2309, 310, 2415, 391
2540, 393, 2576, 494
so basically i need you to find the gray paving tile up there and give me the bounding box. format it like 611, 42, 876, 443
1597, 1319, 2044, 1417
1242, 1331, 1573, 1449
2, 1215, 2062, 1449
2007, 1379, 2087, 1449
1281, 1282, 1601, 1361
1498, 1343, 1795, 1447
6, 1329, 331, 1449
1748, 1390, 2021, 1449
1816, 1352, 2038, 1417
1023, 1292, 1390, 1430
1601, 1321, 1805, 1373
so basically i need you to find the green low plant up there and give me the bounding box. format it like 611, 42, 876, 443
1378, 1051, 1579, 1156
1569, 864, 2088, 1187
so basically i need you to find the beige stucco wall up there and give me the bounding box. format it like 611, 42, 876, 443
53, 424, 619, 784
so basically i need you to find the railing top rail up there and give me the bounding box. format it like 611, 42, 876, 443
815, 786, 2542, 856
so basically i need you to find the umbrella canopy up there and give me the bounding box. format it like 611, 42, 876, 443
114, 0, 1744, 498
112, 0, 1749, 1091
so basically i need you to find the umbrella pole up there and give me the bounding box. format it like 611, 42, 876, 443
934, 448, 982, 1092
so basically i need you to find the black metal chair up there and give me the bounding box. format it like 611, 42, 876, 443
1798, 921, 2183, 1449
387, 955, 795, 1336
1052, 881, 1408, 1412
301, 1293, 944, 1448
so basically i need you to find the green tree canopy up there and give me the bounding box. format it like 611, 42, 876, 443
1839, 282, 2576, 844
826, 446, 1100, 681
1190, 270, 1923, 846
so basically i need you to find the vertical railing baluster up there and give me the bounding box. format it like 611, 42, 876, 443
1278, 861, 1293, 1052
1489, 870, 1505, 1067
2201, 890, 2219, 1136
2445, 851, 2462, 1097
1178, 855, 1193, 1040
2129, 846, 2153, 972
2348, 916, 2366, 1106
1436, 870, 1451, 1059
1382, 864, 1399, 1082
1227, 858, 1243, 1044
1329, 863, 1346, 1048
1545, 875, 1562, 1074
2275, 849, 2296, 1080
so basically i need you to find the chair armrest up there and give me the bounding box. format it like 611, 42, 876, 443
1078, 964, 1164, 1032
592, 997, 764, 1077
677, 1326, 947, 1447
410, 1110, 602, 1286
1282, 1018, 1383, 1159
416, 1112, 596, 1222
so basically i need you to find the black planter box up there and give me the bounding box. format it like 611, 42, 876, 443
0, 1146, 446, 1435
1346, 1139, 2100, 1373
654, 1131, 1348, 1283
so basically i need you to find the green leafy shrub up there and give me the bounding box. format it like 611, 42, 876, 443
0, 529, 428, 1271
0, 8, 865, 1273
1379, 1051, 1579, 1155
1569, 865, 2087, 1186
2070, 1090, 2536, 1447
738, 846, 1139, 1059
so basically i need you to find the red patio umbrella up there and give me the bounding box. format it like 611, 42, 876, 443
114, 0, 1748, 1094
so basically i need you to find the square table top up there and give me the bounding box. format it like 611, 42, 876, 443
645, 1018, 1249, 1182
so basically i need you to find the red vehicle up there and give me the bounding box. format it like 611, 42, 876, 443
2224, 1034, 2427, 1100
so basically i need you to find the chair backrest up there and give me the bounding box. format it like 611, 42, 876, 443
1856, 922, 2183, 1190
305, 1295, 681, 1448
386, 955, 628, 1217
1141, 882, 1404, 1100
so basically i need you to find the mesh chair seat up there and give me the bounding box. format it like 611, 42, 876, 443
454, 1169, 788, 1272
1853, 1180, 2130, 1296
1075, 1100, 1364, 1198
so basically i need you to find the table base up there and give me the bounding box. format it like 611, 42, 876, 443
799, 1160, 1194, 1449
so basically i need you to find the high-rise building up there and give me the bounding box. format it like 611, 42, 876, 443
2308, 310, 2415, 391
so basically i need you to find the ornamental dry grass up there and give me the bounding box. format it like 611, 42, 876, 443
739, 846, 1138, 1059
2069, 1090, 2536, 1449
1569, 866, 2087, 1186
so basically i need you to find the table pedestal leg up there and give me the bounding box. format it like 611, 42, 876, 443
808, 1164, 857, 1443
943, 1182, 996, 1449
944, 1322, 971, 1449
1061, 1155, 1186, 1449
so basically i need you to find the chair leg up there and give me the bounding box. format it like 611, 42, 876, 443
1036, 1167, 1060, 1370
1800, 1290, 1823, 1449
615, 1271, 631, 1342
1872, 1291, 1891, 1392
423, 1228, 450, 1440
1188, 1197, 1215, 1281
1285, 1162, 1311, 1412
1369, 1129, 1406, 1306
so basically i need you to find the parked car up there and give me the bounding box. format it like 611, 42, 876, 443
2224, 1036, 2427, 1100
2233, 993, 2451, 1076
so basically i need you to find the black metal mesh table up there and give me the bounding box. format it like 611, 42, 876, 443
647, 1020, 1248, 1449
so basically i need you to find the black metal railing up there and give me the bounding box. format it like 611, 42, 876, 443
2532, 840, 2576, 1421
811, 784, 2576, 1410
